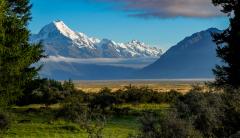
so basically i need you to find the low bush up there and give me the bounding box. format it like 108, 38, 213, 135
78, 112, 106, 138
132, 111, 202, 138
57, 94, 106, 138
0, 112, 10, 136
56, 94, 86, 122
221, 88, 240, 136
113, 86, 182, 104
89, 88, 117, 113
175, 91, 225, 137
132, 87, 240, 138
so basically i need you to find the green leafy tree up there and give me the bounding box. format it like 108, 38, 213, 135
0, 0, 44, 106
212, 0, 240, 88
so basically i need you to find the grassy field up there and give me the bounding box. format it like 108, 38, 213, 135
74, 80, 208, 93
5, 103, 168, 138
4, 80, 209, 137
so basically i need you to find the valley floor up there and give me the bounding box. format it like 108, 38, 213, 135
74, 79, 209, 93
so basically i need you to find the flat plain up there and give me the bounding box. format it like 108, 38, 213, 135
74, 79, 210, 93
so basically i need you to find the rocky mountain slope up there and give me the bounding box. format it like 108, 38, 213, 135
136, 28, 222, 79
31, 21, 162, 58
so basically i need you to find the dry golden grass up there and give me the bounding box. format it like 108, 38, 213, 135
74, 80, 208, 93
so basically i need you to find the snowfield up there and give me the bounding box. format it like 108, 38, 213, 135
31, 20, 162, 58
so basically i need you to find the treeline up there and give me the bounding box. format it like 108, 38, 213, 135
16, 79, 75, 106
16, 79, 182, 107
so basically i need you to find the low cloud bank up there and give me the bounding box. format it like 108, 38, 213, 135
41, 56, 158, 69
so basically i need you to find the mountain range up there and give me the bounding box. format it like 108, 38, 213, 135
33, 21, 221, 80
136, 28, 221, 79
31, 21, 162, 58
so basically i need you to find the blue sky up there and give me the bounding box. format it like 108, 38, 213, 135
29, 0, 228, 51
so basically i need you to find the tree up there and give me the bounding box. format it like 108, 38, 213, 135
212, 0, 240, 88
0, 0, 44, 106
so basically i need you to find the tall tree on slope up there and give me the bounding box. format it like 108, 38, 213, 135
0, 0, 45, 106
212, 0, 240, 88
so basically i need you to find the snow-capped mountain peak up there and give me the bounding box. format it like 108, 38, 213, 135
128, 40, 144, 45
31, 21, 162, 58
99, 39, 117, 46
53, 20, 79, 40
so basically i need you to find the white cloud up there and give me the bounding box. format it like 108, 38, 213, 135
41, 56, 158, 68
94, 0, 224, 18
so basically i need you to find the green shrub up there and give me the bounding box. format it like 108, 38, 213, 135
57, 91, 107, 138
89, 88, 117, 112
57, 95, 86, 122
114, 86, 182, 104
132, 111, 202, 138
221, 88, 240, 136
0, 112, 10, 136
175, 91, 225, 137
78, 112, 106, 138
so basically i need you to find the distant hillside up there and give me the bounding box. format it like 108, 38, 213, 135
39, 61, 138, 80
136, 28, 222, 79
38, 57, 158, 80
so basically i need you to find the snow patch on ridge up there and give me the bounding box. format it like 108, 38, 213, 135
31, 20, 163, 58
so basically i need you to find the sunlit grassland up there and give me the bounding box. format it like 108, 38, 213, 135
4, 80, 205, 138
115, 103, 170, 111
6, 108, 138, 138
5, 103, 169, 138
74, 80, 206, 93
